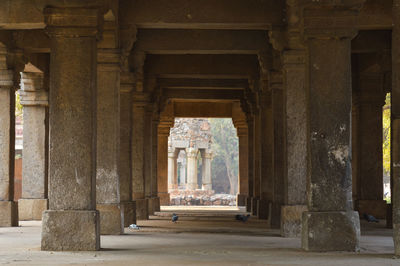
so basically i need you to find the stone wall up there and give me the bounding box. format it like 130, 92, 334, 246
170, 190, 236, 206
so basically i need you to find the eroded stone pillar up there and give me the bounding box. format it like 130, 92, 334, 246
96, 49, 123, 235
186, 148, 198, 190
151, 115, 160, 212
18, 72, 49, 221
132, 92, 149, 220
158, 124, 171, 205
41, 7, 100, 251
0, 44, 18, 227
168, 148, 178, 190
144, 105, 153, 215
120, 72, 136, 227
392, 0, 400, 255
201, 150, 213, 191
281, 50, 308, 237
353, 73, 387, 219
301, 3, 361, 252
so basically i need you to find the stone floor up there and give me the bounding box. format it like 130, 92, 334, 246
0, 207, 399, 265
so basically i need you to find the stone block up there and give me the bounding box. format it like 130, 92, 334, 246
41, 210, 100, 251
281, 205, 307, 238
0, 201, 18, 227
302, 211, 360, 252
356, 199, 387, 219
135, 199, 148, 220
121, 201, 136, 227
97, 204, 123, 235
18, 198, 48, 221
236, 194, 247, 206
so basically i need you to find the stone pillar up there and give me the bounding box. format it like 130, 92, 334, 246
301, 3, 362, 252
281, 50, 308, 237
179, 160, 186, 188
151, 115, 160, 212
96, 49, 123, 235
0, 44, 18, 227
246, 115, 255, 212
41, 7, 101, 251
186, 148, 199, 190
120, 72, 136, 227
353, 74, 387, 219
252, 111, 261, 216
18, 72, 49, 221
132, 92, 149, 220
144, 105, 153, 215
392, 0, 400, 255
201, 150, 213, 191
236, 125, 249, 207
158, 124, 171, 205
168, 148, 178, 190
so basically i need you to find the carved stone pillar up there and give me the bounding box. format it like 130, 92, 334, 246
158, 124, 172, 205
393, 0, 400, 255
246, 115, 255, 212
18, 72, 49, 221
120, 72, 136, 227
132, 92, 149, 220
41, 7, 101, 251
186, 148, 199, 190
144, 104, 153, 214
0, 44, 18, 227
252, 110, 261, 216
168, 148, 178, 190
201, 150, 213, 191
301, 2, 363, 252
96, 49, 123, 235
353, 73, 387, 219
151, 115, 160, 212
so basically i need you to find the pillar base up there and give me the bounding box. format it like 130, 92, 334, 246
18, 198, 48, 221
186, 184, 198, 190
257, 199, 269, 220
152, 197, 160, 212
121, 201, 136, 227
236, 194, 247, 206
147, 197, 155, 215
245, 196, 252, 213
251, 197, 259, 216
302, 211, 360, 252
281, 205, 307, 237
159, 192, 170, 206
0, 201, 18, 227
97, 204, 123, 235
41, 210, 100, 251
355, 199, 387, 219
135, 199, 149, 220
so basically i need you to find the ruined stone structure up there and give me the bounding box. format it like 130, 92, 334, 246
0, 0, 398, 255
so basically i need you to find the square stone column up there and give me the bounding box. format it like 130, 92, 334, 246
281, 50, 308, 237
144, 105, 154, 214
18, 72, 49, 221
252, 110, 261, 216
246, 115, 255, 212
132, 92, 149, 220
158, 124, 172, 205
0, 44, 18, 227
352, 72, 387, 219
186, 148, 199, 190
41, 7, 101, 251
392, 0, 400, 255
300, 2, 362, 252
151, 116, 160, 212
96, 49, 123, 235
201, 150, 213, 191
120, 72, 136, 227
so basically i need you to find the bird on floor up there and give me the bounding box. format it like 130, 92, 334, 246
363, 213, 379, 223
235, 214, 250, 223
172, 213, 179, 223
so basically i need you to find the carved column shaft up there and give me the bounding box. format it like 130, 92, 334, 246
186, 148, 199, 190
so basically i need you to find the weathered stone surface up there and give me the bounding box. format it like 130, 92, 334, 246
18, 198, 48, 221
135, 199, 148, 220
120, 201, 136, 227
302, 211, 360, 252
356, 200, 387, 219
41, 210, 100, 251
97, 204, 123, 235
0, 201, 18, 227
281, 205, 307, 238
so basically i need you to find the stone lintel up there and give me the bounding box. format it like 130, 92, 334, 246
97, 203, 124, 235
281, 205, 307, 238
120, 201, 136, 227
18, 198, 48, 221
0, 201, 18, 226
302, 211, 360, 252
41, 210, 100, 251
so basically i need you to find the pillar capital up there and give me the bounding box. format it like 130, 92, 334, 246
283, 50, 306, 68
44, 7, 102, 38
132, 92, 151, 106
20, 72, 48, 107
186, 148, 198, 158
120, 71, 135, 93
203, 150, 213, 160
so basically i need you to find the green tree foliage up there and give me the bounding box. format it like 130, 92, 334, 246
15, 91, 23, 118
383, 93, 390, 175
210, 118, 238, 195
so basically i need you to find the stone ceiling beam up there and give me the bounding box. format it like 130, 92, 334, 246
163, 88, 244, 101
352, 30, 391, 54
173, 101, 233, 118
158, 78, 248, 90
144, 54, 259, 79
